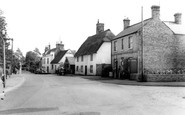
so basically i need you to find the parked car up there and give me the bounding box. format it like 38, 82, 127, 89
57, 67, 66, 75
35, 68, 46, 74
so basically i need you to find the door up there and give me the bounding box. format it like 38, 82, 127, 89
85, 66, 87, 75
47, 66, 49, 73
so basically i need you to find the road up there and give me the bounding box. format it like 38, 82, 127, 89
0, 73, 185, 115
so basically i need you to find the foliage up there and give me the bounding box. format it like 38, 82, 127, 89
25, 48, 41, 72
0, 10, 10, 67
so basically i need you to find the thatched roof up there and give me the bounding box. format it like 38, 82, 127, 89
75, 29, 115, 57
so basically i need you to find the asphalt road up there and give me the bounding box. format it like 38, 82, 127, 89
0, 73, 185, 115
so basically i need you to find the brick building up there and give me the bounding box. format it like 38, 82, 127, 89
112, 5, 185, 81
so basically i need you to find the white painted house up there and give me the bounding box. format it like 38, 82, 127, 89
42, 41, 74, 73
75, 21, 115, 76
50, 49, 74, 72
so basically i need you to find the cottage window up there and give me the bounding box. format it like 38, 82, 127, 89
128, 36, 133, 49
47, 58, 49, 64
90, 54, 93, 61
121, 39, 124, 50
77, 57, 79, 62
81, 65, 83, 72
81, 56, 83, 62
76, 66, 78, 71
114, 41, 117, 51
90, 65, 93, 73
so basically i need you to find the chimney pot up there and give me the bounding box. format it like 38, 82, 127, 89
174, 13, 182, 24
123, 18, 130, 30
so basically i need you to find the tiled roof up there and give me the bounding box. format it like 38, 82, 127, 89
163, 21, 185, 34
75, 29, 115, 57
50, 50, 68, 64
66, 57, 75, 65
114, 18, 152, 39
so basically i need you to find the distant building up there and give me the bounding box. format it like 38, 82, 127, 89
42, 41, 74, 73
112, 5, 185, 81
75, 20, 115, 76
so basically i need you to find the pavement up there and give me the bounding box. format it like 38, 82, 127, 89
0, 73, 25, 98
73, 75, 185, 87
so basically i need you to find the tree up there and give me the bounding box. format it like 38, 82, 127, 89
25, 49, 41, 72
33, 47, 41, 55
0, 10, 9, 66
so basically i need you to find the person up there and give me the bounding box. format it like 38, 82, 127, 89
1, 74, 5, 88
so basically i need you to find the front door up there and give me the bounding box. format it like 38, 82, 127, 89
85, 66, 87, 75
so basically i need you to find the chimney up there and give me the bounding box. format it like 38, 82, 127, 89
96, 19, 104, 34
56, 41, 64, 50
151, 5, 160, 19
174, 13, 182, 24
123, 18, 130, 29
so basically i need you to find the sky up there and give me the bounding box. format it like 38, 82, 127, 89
0, 0, 184, 56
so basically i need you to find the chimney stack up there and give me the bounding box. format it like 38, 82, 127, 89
56, 41, 64, 50
174, 13, 182, 24
151, 5, 160, 19
123, 18, 130, 29
96, 19, 104, 34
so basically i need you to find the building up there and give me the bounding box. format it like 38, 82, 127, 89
75, 20, 115, 76
112, 5, 185, 81
42, 41, 74, 73
50, 49, 74, 73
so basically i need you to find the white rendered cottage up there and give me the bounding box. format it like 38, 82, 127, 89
75, 21, 115, 76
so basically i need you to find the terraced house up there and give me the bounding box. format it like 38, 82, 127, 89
75, 21, 115, 76
112, 5, 185, 81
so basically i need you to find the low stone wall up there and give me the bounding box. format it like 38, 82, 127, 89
146, 74, 185, 82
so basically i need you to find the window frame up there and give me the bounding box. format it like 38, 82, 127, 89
90, 54, 93, 61
114, 41, 117, 51
128, 36, 133, 49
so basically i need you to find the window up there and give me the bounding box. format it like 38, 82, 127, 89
81, 56, 83, 62
81, 65, 83, 72
121, 39, 124, 50
90, 54, 93, 61
128, 36, 133, 49
55, 65, 57, 70
90, 65, 93, 73
47, 58, 49, 64
114, 41, 117, 51
77, 57, 79, 62
52, 64, 54, 70
76, 66, 78, 71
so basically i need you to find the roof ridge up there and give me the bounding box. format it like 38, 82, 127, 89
126, 18, 152, 29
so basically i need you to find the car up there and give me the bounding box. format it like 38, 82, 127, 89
35, 68, 46, 74
57, 67, 66, 75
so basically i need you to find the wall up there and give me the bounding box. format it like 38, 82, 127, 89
75, 54, 97, 75
96, 42, 111, 64
75, 42, 111, 76
143, 19, 175, 73
42, 52, 54, 73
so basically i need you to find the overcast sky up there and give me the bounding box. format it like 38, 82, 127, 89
0, 0, 184, 56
